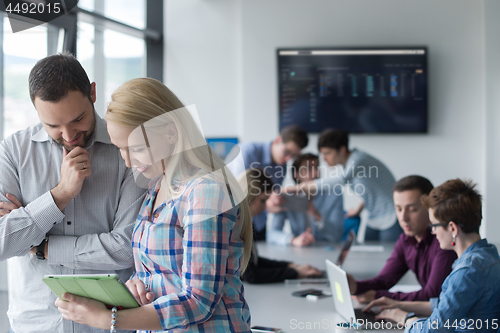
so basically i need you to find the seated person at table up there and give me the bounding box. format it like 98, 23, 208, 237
267, 153, 344, 246
240, 168, 323, 283
226, 125, 308, 240
347, 175, 457, 303
364, 179, 500, 332
284, 129, 401, 241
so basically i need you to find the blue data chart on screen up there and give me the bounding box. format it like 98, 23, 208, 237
278, 48, 428, 133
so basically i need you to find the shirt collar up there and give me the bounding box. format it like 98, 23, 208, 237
93, 113, 111, 144
404, 227, 433, 247
345, 148, 358, 165
461, 238, 488, 257
147, 174, 163, 190
31, 112, 111, 145
31, 125, 51, 142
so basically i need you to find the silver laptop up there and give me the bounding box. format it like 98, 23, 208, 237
335, 229, 356, 267
325, 259, 401, 330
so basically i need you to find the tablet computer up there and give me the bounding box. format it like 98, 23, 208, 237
281, 193, 309, 212
42, 274, 139, 309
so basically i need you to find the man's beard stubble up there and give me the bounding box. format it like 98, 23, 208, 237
57, 112, 97, 151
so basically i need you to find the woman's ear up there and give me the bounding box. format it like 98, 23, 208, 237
166, 123, 178, 144
448, 221, 459, 234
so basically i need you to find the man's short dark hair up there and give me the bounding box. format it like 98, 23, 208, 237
422, 179, 482, 234
280, 125, 308, 149
291, 153, 319, 183
393, 175, 434, 195
29, 52, 92, 104
318, 129, 348, 151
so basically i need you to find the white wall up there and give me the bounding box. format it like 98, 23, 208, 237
166, 0, 499, 242
165, 0, 241, 138
0, 261, 6, 291
484, 0, 500, 243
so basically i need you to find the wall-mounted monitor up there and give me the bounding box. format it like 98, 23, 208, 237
277, 47, 427, 133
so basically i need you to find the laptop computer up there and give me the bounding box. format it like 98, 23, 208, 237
325, 259, 401, 330
335, 229, 356, 267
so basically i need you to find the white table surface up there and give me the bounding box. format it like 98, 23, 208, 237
244, 241, 417, 332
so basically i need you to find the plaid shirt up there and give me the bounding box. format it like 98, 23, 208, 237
131, 173, 251, 332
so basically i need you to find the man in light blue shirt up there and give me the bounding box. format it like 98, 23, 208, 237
225, 125, 308, 240
0, 53, 145, 333
268, 153, 344, 246
285, 129, 400, 241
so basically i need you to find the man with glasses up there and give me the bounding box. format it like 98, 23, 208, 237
346, 175, 457, 303
225, 125, 308, 240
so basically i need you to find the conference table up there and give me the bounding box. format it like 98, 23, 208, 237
244, 241, 419, 333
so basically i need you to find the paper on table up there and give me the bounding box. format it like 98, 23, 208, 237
388, 284, 422, 293
350, 245, 385, 252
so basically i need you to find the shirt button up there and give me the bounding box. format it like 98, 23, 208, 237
67, 221, 72, 225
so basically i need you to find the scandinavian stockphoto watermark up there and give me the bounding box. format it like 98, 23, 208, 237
1, 0, 78, 33
289, 318, 406, 331
248, 160, 381, 198
288, 318, 500, 331
126, 104, 249, 224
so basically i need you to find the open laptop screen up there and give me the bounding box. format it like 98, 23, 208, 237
335, 230, 356, 267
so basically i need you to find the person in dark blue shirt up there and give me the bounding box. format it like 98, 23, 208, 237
226, 125, 308, 240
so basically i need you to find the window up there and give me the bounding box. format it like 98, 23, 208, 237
0, 2, 163, 331
0, 0, 163, 134
2, 18, 48, 137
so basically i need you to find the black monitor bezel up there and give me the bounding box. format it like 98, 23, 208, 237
276, 46, 429, 134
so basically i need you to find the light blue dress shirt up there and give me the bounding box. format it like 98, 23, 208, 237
268, 191, 344, 245
316, 148, 396, 230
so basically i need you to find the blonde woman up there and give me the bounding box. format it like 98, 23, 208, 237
55, 78, 253, 332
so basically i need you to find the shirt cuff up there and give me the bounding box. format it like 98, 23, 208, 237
286, 234, 294, 246
405, 318, 426, 333
47, 235, 76, 266
25, 191, 65, 233
354, 280, 375, 295
375, 289, 389, 299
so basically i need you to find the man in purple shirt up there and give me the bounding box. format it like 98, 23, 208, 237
347, 175, 457, 302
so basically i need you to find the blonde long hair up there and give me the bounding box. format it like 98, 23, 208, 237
106, 78, 253, 271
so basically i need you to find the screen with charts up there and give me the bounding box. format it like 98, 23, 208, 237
278, 48, 427, 133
